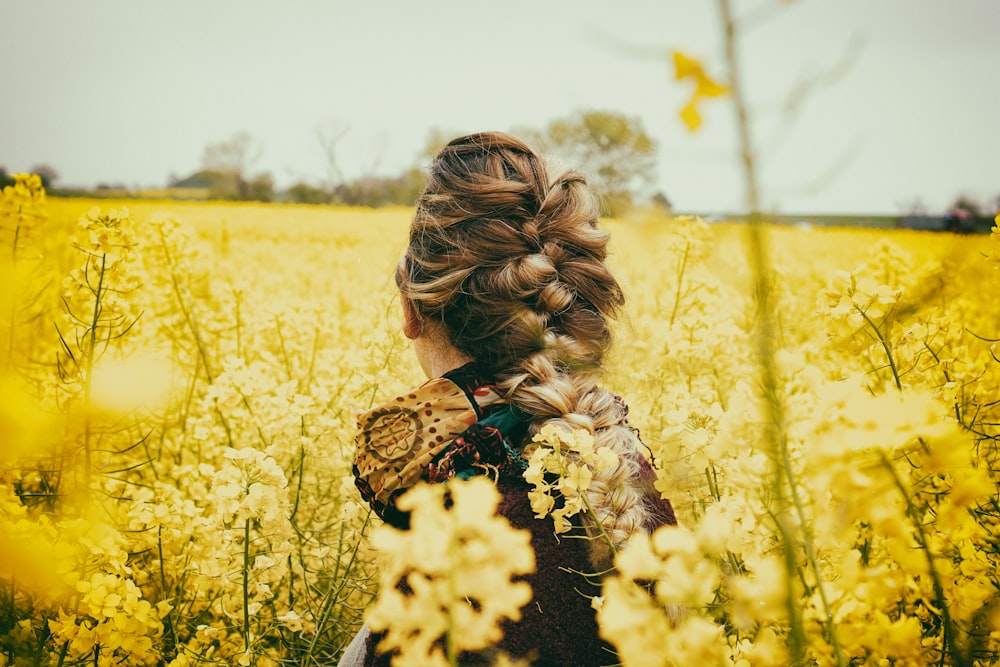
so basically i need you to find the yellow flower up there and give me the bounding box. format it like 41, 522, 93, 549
558, 461, 593, 496
522, 425, 618, 538
672, 51, 702, 80
598, 576, 674, 667
672, 51, 730, 132
367, 478, 535, 665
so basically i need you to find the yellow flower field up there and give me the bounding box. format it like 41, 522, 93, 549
2, 175, 999, 666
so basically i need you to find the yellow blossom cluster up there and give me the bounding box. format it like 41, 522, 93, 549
523, 424, 619, 540
366, 478, 535, 666
1, 174, 58, 373
600, 220, 1000, 666
48, 571, 170, 665
1, 194, 397, 664
0, 173, 47, 248
599, 524, 789, 667
57, 207, 144, 407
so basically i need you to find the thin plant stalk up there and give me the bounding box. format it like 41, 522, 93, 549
881, 452, 969, 666
669, 238, 692, 327
6, 223, 20, 366
80, 252, 108, 505
243, 518, 253, 664
158, 526, 178, 662
715, 0, 848, 663
857, 306, 903, 390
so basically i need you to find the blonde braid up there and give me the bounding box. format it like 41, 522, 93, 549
402, 131, 655, 570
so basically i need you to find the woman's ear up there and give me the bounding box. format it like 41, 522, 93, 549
400, 294, 423, 340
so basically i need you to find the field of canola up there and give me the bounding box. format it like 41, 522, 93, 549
2, 174, 999, 666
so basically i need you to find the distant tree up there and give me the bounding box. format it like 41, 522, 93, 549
29, 164, 59, 190
316, 120, 349, 192
0, 167, 14, 189
387, 167, 428, 205
897, 196, 928, 216
287, 181, 331, 205
523, 110, 657, 216
417, 127, 463, 165
945, 195, 981, 233
201, 131, 261, 199
332, 168, 427, 208
247, 173, 275, 202
169, 169, 237, 195
652, 191, 673, 212
950, 194, 983, 217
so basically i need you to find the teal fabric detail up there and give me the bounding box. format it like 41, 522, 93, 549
479, 405, 523, 435
480, 406, 528, 470
433, 404, 528, 479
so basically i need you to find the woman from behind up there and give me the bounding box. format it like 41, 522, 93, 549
346, 131, 676, 666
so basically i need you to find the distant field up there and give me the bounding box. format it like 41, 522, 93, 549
47, 189, 999, 233
3, 191, 999, 665
713, 211, 996, 233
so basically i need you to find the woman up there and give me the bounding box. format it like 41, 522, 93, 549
345, 131, 676, 666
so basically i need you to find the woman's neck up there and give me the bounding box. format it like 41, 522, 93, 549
413, 324, 474, 379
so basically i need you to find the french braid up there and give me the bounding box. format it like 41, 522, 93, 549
401, 131, 655, 570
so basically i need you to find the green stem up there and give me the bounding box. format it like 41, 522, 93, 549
580, 489, 619, 561
243, 518, 252, 663
669, 239, 691, 327
856, 306, 902, 390
717, 0, 809, 661
719, 0, 760, 215
234, 288, 242, 359
157, 525, 177, 661
274, 314, 293, 382
81, 252, 108, 505
305, 510, 374, 660
5, 224, 20, 367
10, 222, 19, 264
159, 228, 214, 383
54, 640, 69, 667
157, 229, 243, 451
32, 610, 48, 667
777, 432, 847, 665
289, 430, 306, 523
304, 323, 321, 392
881, 453, 969, 666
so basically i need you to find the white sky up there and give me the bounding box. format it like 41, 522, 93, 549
2, 0, 998, 215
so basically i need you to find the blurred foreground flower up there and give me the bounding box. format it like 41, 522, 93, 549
991, 212, 999, 264
89, 351, 175, 414
672, 51, 730, 131
367, 477, 535, 666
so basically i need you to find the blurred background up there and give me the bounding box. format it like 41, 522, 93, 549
2, 0, 997, 221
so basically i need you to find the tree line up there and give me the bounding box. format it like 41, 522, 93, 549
169, 110, 663, 216
4, 105, 996, 218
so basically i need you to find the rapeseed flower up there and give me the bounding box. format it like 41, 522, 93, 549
2, 198, 998, 666
672, 51, 730, 131
523, 424, 620, 538
367, 477, 534, 666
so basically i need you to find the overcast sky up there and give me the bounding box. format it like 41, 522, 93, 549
2, 1, 997, 215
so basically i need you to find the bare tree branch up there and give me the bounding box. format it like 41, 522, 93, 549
317, 120, 350, 191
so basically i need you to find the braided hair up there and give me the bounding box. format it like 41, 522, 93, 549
399, 131, 656, 569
